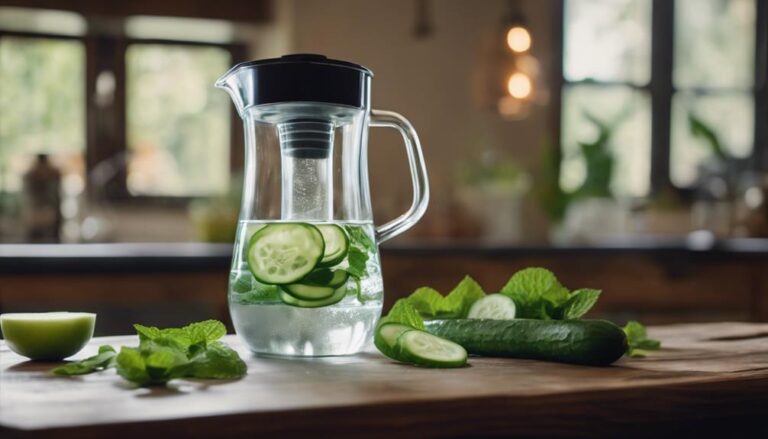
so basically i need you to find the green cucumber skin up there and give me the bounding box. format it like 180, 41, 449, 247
423, 319, 627, 366
374, 323, 413, 360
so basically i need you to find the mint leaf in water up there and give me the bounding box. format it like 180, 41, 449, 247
561, 288, 602, 320
345, 225, 375, 253
52, 345, 117, 376
623, 321, 661, 357
346, 246, 368, 279
230, 275, 280, 304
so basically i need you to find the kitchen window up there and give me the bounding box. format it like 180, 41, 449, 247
0, 9, 244, 201
559, 0, 767, 198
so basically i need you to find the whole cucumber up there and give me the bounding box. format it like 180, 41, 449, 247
423, 319, 627, 366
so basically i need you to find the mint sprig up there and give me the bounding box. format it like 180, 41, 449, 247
51, 319, 247, 387
623, 321, 662, 357
52, 345, 117, 375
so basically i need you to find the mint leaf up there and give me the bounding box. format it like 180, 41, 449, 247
116, 347, 152, 386
52, 319, 246, 387
406, 287, 444, 317
346, 246, 368, 279
561, 288, 601, 319
51, 345, 117, 376
134, 324, 163, 342
231, 273, 253, 294
442, 276, 486, 318
501, 267, 566, 319
182, 320, 227, 345
623, 321, 661, 357
188, 341, 247, 379
231, 276, 280, 304
381, 299, 424, 330
345, 225, 375, 253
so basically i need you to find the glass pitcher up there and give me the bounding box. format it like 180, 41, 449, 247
216, 54, 429, 356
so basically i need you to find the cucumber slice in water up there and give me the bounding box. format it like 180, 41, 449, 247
300, 269, 349, 288
247, 223, 324, 285
279, 285, 348, 308
282, 283, 336, 301
468, 294, 517, 320
317, 224, 349, 266
395, 330, 467, 368
374, 323, 414, 360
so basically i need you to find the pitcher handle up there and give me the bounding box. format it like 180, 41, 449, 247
369, 109, 430, 243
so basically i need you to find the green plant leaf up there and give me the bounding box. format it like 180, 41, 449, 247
188, 341, 247, 379
689, 113, 727, 161
345, 225, 375, 253
51, 345, 117, 376
182, 320, 227, 345
406, 287, 444, 317
116, 347, 151, 386
346, 246, 368, 279
442, 276, 486, 318
561, 288, 601, 319
380, 299, 424, 330
501, 267, 566, 319
623, 321, 662, 357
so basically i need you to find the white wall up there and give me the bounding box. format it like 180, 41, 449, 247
286, 0, 556, 240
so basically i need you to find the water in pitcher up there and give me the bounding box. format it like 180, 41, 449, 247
228, 220, 383, 356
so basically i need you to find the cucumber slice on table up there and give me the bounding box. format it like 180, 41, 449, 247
279, 285, 348, 308
246, 223, 324, 285
395, 330, 468, 368
468, 294, 517, 320
374, 323, 414, 360
317, 224, 349, 266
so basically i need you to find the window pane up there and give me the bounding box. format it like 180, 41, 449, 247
564, 0, 652, 85
561, 85, 651, 197
126, 45, 231, 196
0, 37, 85, 192
674, 0, 756, 89
670, 92, 754, 187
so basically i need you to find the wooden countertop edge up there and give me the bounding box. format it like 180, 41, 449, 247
3, 369, 767, 439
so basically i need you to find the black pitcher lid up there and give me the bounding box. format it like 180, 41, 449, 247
217, 54, 373, 109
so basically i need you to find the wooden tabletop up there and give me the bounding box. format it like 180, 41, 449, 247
2, 322, 768, 438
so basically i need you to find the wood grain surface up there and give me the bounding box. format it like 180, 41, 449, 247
2, 322, 768, 438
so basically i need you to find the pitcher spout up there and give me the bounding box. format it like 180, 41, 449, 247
215, 67, 249, 118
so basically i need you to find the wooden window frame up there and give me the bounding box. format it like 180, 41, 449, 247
552, 0, 768, 198
0, 27, 247, 205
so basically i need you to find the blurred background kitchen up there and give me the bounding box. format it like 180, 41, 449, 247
1, 0, 767, 333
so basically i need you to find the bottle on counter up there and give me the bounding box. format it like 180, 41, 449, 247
21, 153, 62, 242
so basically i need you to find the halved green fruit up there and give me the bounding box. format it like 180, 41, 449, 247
0, 312, 96, 361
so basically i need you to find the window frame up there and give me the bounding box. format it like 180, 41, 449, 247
554, 0, 768, 198
0, 27, 247, 205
